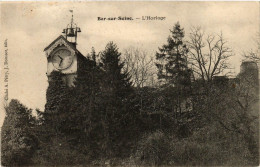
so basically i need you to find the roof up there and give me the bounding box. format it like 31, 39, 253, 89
43, 35, 86, 60
44, 35, 77, 52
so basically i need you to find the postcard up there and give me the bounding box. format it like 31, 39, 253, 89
1, 2, 259, 166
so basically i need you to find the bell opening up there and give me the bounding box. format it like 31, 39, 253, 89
67, 28, 75, 37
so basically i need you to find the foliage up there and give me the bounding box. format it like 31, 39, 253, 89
31, 136, 89, 166
1, 99, 37, 166
73, 48, 106, 159
134, 131, 173, 166
155, 22, 192, 119
100, 42, 133, 98
99, 42, 137, 158
156, 22, 191, 87
170, 123, 253, 166
34, 71, 83, 165
41, 71, 68, 139
190, 69, 259, 165
2, 24, 258, 166
133, 123, 255, 166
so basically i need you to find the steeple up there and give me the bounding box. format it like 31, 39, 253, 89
62, 10, 81, 48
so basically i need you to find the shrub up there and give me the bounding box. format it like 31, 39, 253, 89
1, 99, 37, 166
133, 122, 254, 166
134, 131, 173, 166
31, 137, 89, 166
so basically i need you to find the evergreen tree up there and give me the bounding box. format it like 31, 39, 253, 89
156, 22, 191, 115
101, 42, 132, 98
156, 22, 190, 87
91, 47, 97, 64
1, 99, 37, 166
100, 42, 135, 157
72, 49, 106, 158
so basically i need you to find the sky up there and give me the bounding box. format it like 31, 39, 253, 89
0, 1, 259, 127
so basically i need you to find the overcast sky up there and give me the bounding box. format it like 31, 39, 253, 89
0, 1, 259, 126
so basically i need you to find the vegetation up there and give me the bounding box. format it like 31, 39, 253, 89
1, 22, 259, 166
1, 100, 37, 166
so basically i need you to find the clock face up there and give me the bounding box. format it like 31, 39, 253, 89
52, 48, 73, 70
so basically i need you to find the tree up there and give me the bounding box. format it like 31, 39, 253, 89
191, 59, 259, 164
35, 71, 81, 165
187, 27, 233, 132
155, 22, 192, 115
87, 47, 100, 64
101, 42, 133, 98
43, 71, 67, 136
73, 49, 106, 158
1, 99, 37, 166
100, 42, 136, 157
212, 78, 258, 164
156, 22, 190, 87
242, 32, 260, 66
243, 51, 260, 64
187, 27, 233, 84
123, 47, 157, 88
235, 61, 259, 161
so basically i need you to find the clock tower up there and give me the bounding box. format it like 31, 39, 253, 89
44, 11, 87, 87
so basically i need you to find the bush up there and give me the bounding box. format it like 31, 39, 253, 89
134, 131, 173, 166
1, 99, 37, 166
133, 122, 254, 166
31, 137, 89, 166
188, 123, 253, 166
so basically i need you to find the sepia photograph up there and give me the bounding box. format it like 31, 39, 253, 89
0, 1, 259, 166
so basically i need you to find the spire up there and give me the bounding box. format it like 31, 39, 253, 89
70, 10, 73, 26
62, 10, 81, 47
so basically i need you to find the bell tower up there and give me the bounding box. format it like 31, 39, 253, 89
44, 10, 87, 87
62, 10, 81, 47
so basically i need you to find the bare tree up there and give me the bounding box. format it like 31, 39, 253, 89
243, 51, 260, 64
122, 47, 157, 88
243, 33, 260, 65
187, 27, 233, 83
